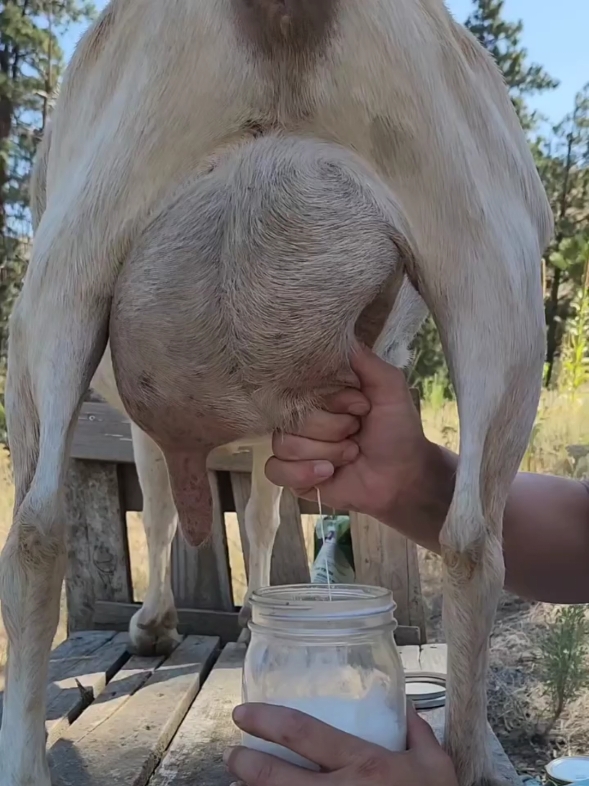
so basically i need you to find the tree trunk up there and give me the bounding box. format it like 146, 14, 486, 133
545, 267, 562, 386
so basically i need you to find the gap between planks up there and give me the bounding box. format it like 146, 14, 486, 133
49, 635, 220, 786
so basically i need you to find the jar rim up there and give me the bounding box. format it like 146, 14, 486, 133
250, 583, 396, 621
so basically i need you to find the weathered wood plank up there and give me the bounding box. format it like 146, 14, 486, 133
64, 460, 132, 632
419, 643, 448, 674
272, 490, 311, 585
48, 647, 174, 765
407, 541, 427, 638
49, 632, 118, 663
394, 626, 422, 646
0, 632, 117, 723
46, 633, 130, 745
398, 644, 421, 672
71, 402, 134, 464
150, 643, 245, 786
49, 636, 220, 786
94, 601, 241, 644
350, 512, 426, 640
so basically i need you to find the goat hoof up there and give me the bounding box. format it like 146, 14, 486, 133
129, 608, 181, 657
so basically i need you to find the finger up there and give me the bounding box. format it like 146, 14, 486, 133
287, 410, 361, 442
224, 746, 322, 786
271, 434, 359, 465
233, 704, 383, 772
265, 456, 335, 492
406, 702, 440, 750
350, 344, 408, 405
322, 388, 371, 417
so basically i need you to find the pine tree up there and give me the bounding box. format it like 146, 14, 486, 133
536, 85, 589, 384
0, 0, 95, 364
412, 0, 560, 390
464, 0, 559, 130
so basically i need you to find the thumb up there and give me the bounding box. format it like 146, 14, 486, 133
406, 703, 442, 751
350, 343, 408, 404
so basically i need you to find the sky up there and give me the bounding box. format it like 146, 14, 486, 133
62, 0, 588, 126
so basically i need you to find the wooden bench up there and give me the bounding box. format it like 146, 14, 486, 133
64, 399, 427, 645
39, 634, 521, 785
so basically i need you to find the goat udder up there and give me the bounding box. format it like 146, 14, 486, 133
164, 450, 212, 547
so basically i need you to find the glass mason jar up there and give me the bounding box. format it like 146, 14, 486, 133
242, 584, 407, 770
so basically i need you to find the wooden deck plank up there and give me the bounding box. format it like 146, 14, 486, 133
419, 643, 448, 674
49, 632, 118, 662
94, 601, 241, 644
350, 512, 426, 638
46, 633, 131, 745
48, 648, 173, 766
398, 644, 421, 672
0, 632, 117, 723
149, 643, 245, 786
49, 635, 220, 786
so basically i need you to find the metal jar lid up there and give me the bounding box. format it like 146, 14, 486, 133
546, 756, 589, 784
404, 672, 446, 710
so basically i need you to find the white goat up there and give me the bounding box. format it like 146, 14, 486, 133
0, 2, 552, 785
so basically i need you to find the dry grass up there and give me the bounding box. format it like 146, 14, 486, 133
1, 389, 589, 775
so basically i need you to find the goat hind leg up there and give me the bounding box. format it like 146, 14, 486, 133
430, 255, 544, 786
0, 232, 115, 786
128, 423, 180, 656
238, 443, 283, 639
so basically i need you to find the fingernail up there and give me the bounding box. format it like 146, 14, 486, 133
233, 705, 246, 724
313, 461, 334, 479
348, 402, 370, 416
223, 747, 236, 764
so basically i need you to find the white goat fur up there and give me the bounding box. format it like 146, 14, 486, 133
0, 2, 552, 785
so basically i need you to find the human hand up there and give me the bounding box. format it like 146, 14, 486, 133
265, 344, 440, 523
224, 701, 459, 786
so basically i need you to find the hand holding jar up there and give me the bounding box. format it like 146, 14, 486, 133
224, 701, 459, 786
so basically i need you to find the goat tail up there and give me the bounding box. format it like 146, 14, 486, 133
235, 0, 338, 47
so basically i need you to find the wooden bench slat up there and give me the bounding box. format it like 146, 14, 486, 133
149, 643, 245, 786
49, 645, 176, 767
399, 644, 421, 672
0, 631, 117, 723
49, 635, 220, 786
46, 632, 130, 745
94, 601, 241, 644
71, 402, 134, 464
49, 631, 118, 662
350, 512, 427, 641
65, 461, 133, 632
419, 642, 448, 674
